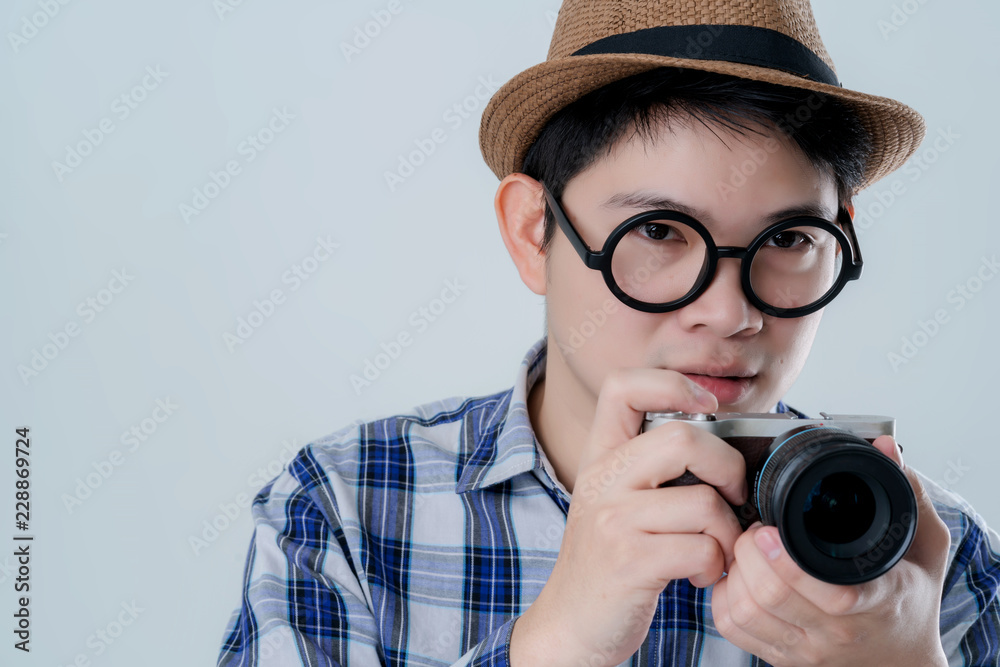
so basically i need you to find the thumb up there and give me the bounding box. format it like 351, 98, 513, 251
872, 433, 903, 468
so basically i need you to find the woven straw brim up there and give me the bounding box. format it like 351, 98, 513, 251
479, 53, 925, 193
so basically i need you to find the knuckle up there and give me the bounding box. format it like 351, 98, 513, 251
660, 424, 698, 459
692, 536, 723, 569
753, 578, 792, 610
728, 597, 757, 628
714, 608, 735, 636
600, 370, 631, 402
771, 626, 805, 656
661, 420, 694, 441
593, 505, 622, 533
827, 586, 861, 616
690, 484, 725, 515
761, 641, 792, 665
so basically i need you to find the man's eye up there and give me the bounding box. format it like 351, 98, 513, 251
767, 230, 812, 249
635, 223, 681, 241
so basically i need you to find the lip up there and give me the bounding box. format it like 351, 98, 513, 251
680, 372, 755, 405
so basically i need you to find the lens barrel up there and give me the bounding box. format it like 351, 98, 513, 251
753, 426, 917, 584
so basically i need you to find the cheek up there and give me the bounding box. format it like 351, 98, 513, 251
544, 240, 607, 328
768, 315, 822, 371
545, 243, 655, 359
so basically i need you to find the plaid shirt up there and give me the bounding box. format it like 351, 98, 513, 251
218, 338, 1000, 666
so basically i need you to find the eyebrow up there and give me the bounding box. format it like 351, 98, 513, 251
600, 191, 836, 226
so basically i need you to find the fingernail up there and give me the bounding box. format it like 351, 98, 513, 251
693, 384, 716, 408
897, 441, 904, 453
755, 528, 782, 561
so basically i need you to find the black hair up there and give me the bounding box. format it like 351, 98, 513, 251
520, 67, 872, 253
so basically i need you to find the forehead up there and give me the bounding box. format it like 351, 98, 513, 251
565, 114, 838, 234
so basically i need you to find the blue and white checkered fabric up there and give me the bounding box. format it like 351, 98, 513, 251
219, 338, 1000, 666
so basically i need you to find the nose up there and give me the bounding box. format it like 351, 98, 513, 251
674, 257, 763, 337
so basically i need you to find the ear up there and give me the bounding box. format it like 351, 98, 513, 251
495, 173, 548, 296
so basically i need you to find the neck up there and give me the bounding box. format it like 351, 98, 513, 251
527, 337, 598, 495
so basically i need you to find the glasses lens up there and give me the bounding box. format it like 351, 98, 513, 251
749, 224, 843, 310
610, 218, 708, 304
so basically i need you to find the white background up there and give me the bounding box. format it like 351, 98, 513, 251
1, 0, 998, 664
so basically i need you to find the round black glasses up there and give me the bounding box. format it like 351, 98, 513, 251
541, 183, 863, 318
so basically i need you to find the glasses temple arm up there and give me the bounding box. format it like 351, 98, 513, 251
840, 207, 864, 280
541, 183, 605, 270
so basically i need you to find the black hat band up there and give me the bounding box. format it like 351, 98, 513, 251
572, 24, 841, 87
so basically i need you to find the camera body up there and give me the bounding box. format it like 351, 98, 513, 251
641, 411, 916, 584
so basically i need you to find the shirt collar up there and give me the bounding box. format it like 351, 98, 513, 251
455, 338, 548, 494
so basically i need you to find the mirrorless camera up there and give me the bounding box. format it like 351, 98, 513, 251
641, 411, 917, 584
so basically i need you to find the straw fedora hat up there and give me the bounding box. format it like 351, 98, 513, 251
479, 0, 925, 192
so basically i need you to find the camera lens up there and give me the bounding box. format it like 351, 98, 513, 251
753, 426, 916, 584
802, 472, 876, 545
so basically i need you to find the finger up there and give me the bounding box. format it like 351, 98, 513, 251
732, 525, 836, 625
594, 421, 747, 505
635, 533, 728, 588
712, 573, 807, 663
618, 486, 744, 570
581, 368, 718, 470
872, 434, 903, 468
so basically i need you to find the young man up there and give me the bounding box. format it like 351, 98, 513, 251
219, 1, 1000, 665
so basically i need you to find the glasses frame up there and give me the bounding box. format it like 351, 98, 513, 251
541, 182, 864, 318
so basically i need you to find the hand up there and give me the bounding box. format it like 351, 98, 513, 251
510, 368, 747, 666
711, 435, 951, 666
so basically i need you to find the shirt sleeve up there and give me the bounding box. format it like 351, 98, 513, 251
936, 498, 1000, 666
216, 449, 518, 667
